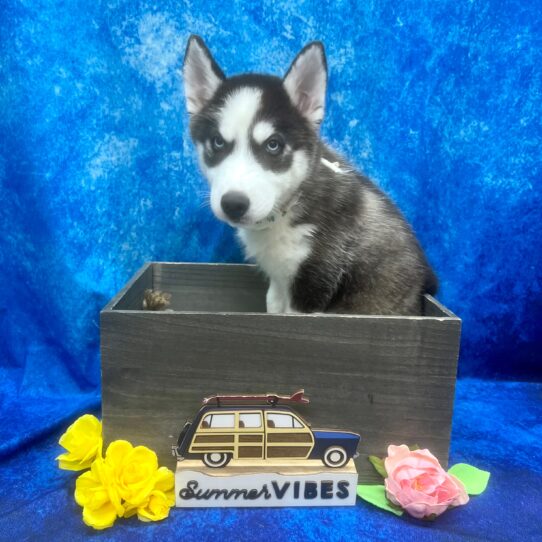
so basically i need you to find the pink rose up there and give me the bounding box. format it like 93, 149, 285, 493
384, 444, 469, 519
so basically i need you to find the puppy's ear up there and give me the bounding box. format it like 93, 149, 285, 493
283, 42, 327, 127
183, 35, 225, 115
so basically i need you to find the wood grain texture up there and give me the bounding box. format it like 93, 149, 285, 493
238, 447, 264, 458
153, 262, 267, 313
101, 263, 461, 484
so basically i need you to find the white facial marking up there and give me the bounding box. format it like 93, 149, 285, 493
218, 88, 262, 142
252, 120, 275, 144
198, 86, 311, 228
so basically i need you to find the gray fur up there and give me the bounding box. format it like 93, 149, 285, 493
290, 146, 437, 315
183, 36, 437, 316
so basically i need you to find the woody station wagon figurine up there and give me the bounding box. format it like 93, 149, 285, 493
173, 390, 360, 469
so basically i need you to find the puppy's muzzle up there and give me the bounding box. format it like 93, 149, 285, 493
221, 191, 250, 222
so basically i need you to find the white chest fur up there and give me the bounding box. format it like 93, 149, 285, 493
237, 219, 315, 313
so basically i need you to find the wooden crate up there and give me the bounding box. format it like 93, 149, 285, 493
101, 262, 461, 483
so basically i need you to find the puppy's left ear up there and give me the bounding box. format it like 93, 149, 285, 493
283, 42, 327, 127
183, 35, 225, 115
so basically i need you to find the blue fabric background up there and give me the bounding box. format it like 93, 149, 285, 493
1, 380, 541, 541
1, 0, 541, 384
1, 0, 541, 540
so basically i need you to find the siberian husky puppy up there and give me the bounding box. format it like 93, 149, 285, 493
182, 36, 437, 315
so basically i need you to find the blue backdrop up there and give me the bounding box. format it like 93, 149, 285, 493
1, 0, 541, 401
2, 2, 542, 541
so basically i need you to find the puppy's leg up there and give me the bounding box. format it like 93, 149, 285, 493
290, 261, 338, 313
266, 280, 284, 313
283, 298, 301, 314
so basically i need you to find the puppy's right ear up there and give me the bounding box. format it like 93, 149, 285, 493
283, 42, 327, 127
183, 35, 225, 115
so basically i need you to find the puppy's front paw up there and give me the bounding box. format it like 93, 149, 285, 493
266, 283, 283, 313
142, 289, 172, 311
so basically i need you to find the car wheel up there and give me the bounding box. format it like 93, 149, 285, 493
202, 452, 231, 468
323, 446, 348, 468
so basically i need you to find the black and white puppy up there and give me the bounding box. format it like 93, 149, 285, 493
183, 36, 437, 315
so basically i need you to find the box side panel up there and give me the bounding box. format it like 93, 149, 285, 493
152, 263, 267, 313
106, 264, 153, 311
101, 312, 460, 483
423, 295, 459, 318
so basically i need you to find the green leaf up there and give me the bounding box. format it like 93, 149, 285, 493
368, 455, 388, 478
357, 485, 404, 516
448, 463, 490, 495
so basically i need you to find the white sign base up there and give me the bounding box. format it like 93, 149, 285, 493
175, 459, 358, 508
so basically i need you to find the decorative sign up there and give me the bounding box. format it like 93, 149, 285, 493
175, 460, 358, 508
172, 390, 360, 508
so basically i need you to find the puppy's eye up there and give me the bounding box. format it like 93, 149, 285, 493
265, 138, 283, 155
211, 135, 225, 150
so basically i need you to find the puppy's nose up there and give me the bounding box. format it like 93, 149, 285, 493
221, 191, 250, 221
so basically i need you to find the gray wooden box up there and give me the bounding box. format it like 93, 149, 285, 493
101, 262, 461, 483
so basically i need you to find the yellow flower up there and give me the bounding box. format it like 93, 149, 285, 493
123, 466, 175, 522
57, 414, 102, 471
104, 440, 159, 507
152, 465, 175, 495
137, 489, 175, 522
60, 422, 176, 530
75, 458, 123, 530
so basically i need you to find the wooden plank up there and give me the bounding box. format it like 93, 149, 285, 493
106, 263, 456, 318
106, 262, 456, 318
152, 262, 267, 313
101, 307, 460, 484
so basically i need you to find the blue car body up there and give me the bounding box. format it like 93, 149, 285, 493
309, 430, 360, 460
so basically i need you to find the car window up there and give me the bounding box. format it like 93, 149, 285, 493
201, 413, 235, 429
239, 412, 261, 428
267, 412, 304, 428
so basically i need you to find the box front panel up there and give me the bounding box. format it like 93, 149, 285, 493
101, 304, 460, 483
